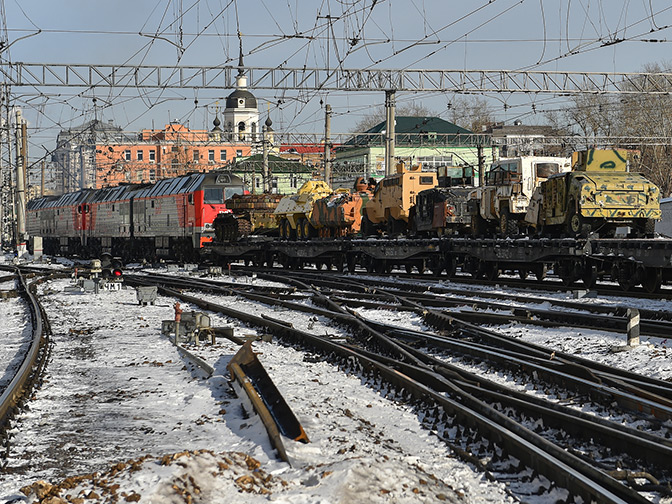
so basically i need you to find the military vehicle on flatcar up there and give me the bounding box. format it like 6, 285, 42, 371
308, 177, 375, 237
410, 165, 474, 236
361, 161, 438, 236
469, 156, 572, 236
525, 148, 661, 237
274, 180, 333, 240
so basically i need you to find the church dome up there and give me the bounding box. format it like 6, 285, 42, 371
226, 89, 257, 109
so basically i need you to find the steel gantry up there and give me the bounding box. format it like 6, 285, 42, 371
2, 63, 672, 94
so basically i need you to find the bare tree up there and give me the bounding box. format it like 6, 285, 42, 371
447, 96, 496, 133
351, 100, 437, 133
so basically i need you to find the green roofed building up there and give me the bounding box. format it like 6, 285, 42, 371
230, 153, 316, 195
333, 116, 492, 186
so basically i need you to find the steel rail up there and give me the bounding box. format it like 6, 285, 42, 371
132, 278, 644, 503
261, 269, 672, 399
0, 270, 49, 443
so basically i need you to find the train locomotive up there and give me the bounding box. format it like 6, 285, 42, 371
27, 171, 245, 261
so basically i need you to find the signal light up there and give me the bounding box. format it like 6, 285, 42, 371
100, 254, 123, 279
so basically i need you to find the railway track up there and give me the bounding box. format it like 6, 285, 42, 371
128, 268, 672, 503
0, 269, 52, 461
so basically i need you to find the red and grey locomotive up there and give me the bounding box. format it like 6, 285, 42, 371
26, 171, 245, 261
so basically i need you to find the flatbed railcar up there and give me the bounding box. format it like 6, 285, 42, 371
205, 235, 672, 293
27, 171, 244, 261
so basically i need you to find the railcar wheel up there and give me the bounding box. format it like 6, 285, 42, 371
557, 260, 579, 286
334, 256, 345, 273
445, 257, 457, 278
428, 256, 444, 276
534, 263, 548, 282
405, 264, 414, 274
485, 262, 501, 281
642, 267, 663, 293
417, 259, 427, 275
612, 263, 637, 291
518, 269, 529, 280
581, 261, 598, 288
347, 255, 357, 273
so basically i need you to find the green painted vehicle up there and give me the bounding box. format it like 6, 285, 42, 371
525, 149, 661, 237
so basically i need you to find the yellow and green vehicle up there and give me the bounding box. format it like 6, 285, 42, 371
525, 148, 661, 237
274, 180, 333, 240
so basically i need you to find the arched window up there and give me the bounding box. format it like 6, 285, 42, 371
238, 121, 246, 141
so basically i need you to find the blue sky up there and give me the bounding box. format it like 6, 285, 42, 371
5, 0, 672, 154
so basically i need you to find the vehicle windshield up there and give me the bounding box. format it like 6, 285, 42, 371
203, 187, 225, 204
536, 163, 560, 178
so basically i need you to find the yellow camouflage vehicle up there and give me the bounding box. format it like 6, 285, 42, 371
361, 161, 438, 236
274, 180, 333, 239
525, 148, 661, 237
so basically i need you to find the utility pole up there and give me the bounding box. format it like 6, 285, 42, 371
15, 108, 27, 257
261, 124, 269, 193
41, 161, 45, 196
384, 90, 396, 176
323, 104, 332, 185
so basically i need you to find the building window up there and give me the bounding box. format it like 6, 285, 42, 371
220, 150, 227, 162
149, 169, 156, 182
255, 177, 261, 189
208, 150, 215, 163
137, 150, 143, 161
290, 175, 298, 189
193, 150, 199, 163
124, 150, 131, 161
149, 150, 156, 163
236, 150, 243, 157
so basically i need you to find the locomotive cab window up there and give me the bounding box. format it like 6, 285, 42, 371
203, 187, 224, 204
420, 176, 434, 185
225, 186, 244, 200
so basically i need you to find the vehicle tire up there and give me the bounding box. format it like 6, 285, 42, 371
638, 218, 656, 238
499, 208, 518, 237
471, 213, 487, 237
361, 214, 374, 237
566, 202, 590, 238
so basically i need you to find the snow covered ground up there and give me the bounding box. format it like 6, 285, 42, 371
1, 266, 670, 503
1, 274, 514, 503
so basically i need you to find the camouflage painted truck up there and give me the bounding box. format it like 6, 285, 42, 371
361, 161, 438, 236
274, 180, 333, 240
468, 156, 572, 236
214, 193, 284, 242
308, 177, 375, 237
525, 148, 661, 238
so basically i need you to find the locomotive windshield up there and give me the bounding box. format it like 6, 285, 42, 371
204, 185, 245, 203
204, 187, 225, 204
225, 186, 244, 200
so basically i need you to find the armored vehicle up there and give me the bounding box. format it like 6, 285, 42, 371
469, 156, 572, 236
214, 193, 284, 242
308, 177, 375, 237
525, 148, 661, 237
274, 180, 333, 240
362, 161, 438, 236
410, 165, 474, 236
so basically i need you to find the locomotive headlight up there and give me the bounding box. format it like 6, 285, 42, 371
204, 222, 214, 230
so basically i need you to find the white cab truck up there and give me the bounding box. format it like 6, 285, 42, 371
468, 155, 572, 236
